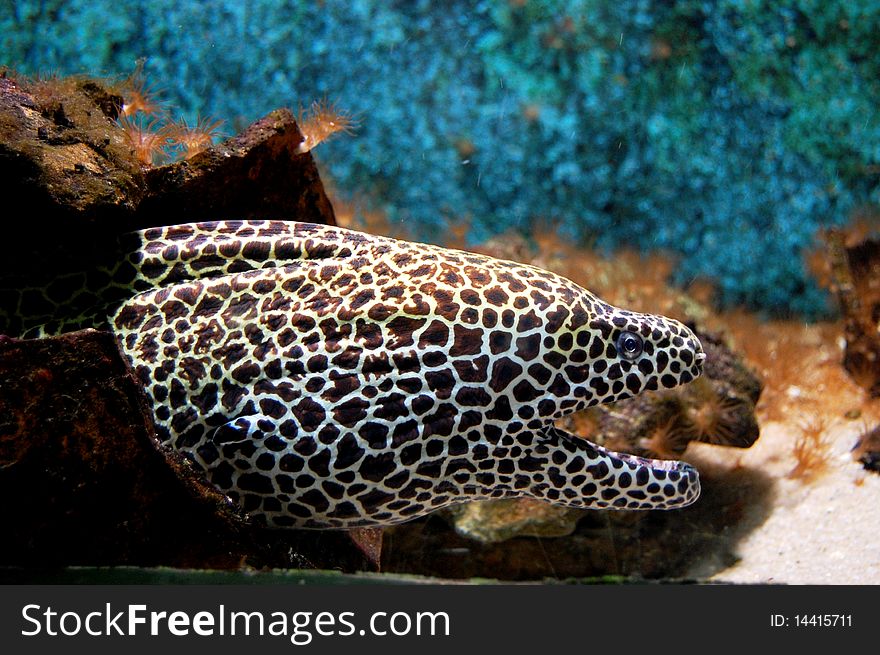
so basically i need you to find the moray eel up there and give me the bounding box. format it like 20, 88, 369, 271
7, 221, 705, 528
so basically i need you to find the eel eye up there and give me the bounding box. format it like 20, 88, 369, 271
616, 331, 643, 360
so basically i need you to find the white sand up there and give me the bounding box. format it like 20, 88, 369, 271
692, 420, 880, 584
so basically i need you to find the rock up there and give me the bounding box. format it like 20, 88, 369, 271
0, 72, 335, 283
449, 499, 582, 544
0, 75, 143, 228
136, 107, 337, 226
0, 330, 375, 570
826, 230, 880, 396
853, 425, 880, 473
0, 325, 381, 571
347, 527, 385, 569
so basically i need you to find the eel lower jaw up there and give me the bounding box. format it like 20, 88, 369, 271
553, 429, 701, 509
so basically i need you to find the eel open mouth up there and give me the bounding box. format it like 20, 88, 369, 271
549, 427, 701, 510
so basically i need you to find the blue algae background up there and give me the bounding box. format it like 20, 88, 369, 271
3, 0, 879, 316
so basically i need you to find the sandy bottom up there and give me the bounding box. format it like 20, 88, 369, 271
688, 418, 880, 584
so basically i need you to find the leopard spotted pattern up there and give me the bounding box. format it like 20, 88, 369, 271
5, 221, 705, 528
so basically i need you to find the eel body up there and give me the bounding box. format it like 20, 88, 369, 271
5, 221, 705, 528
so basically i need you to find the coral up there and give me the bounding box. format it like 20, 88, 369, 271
721, 315, 814, 421
638, 404, 693, 460
170, 115, 225, 159
788, 415, 833, 481
117, 114, 174, 166
294, 98, 358, 154
116, 59, 163, 118
683, 377, 755, 448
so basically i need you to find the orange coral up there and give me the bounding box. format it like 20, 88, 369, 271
295, 98, 358, 154
683, 377, 752, 446
118, 115, 174, 165
639, 412, 693, 459
170, 115, 225, 159
788, 415, 833, 481
117, 60, 163, 117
